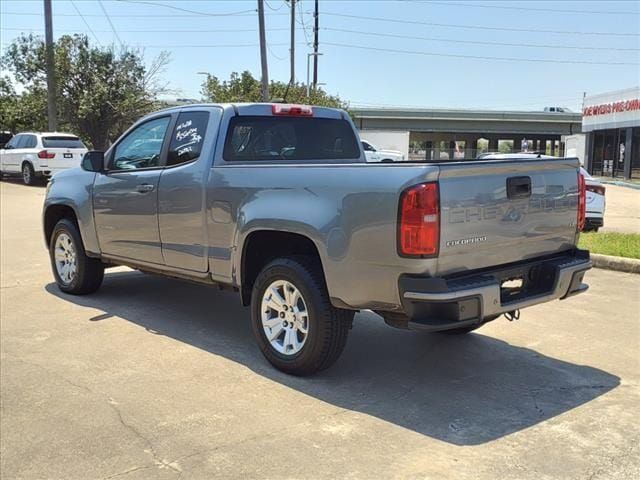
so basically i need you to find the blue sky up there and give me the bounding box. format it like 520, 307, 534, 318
1, 0, 639, 111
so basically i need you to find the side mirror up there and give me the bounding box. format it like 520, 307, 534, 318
4, 145, 13, 150
81, 150, 105, 172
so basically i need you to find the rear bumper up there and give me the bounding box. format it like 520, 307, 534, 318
399, 250, 591, 332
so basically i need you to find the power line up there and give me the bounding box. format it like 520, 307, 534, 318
140, 43, 291, 48
417, 1, 639, 16
113, 0, 257, 16
298, 3, 313, 47
97, 0, 123, 47
324, 27, 640, 52
70, 0, 102, 46
3, 27, 293, 34
322, 12, 640, 37
267, 43, 287, 60
324, 42, 638, 66
1, 11, 284, 18
264, 0, 286, 12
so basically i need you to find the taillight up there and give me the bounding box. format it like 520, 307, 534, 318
577, 172, 586, 231
399, 182, 440, 257
271, 104, 313, 116
38, 150, 55, 159
586, 184, 606, 196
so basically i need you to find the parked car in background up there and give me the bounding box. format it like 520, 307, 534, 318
0, 131, 13, 149
361, 140, 406, 162
0, 132, 87, 185
581, 167, 606, 232
544, 106, 572, 113
43, 103, 591, 375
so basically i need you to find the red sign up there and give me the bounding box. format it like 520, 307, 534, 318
583, 99, 640, 117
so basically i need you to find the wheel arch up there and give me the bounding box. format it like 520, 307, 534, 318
43, 203, 80, 249
239, 230, 326, 306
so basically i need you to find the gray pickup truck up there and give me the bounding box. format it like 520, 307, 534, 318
43, 103, 591, 375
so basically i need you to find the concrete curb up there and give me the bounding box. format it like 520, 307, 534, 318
591, 253, 640, 274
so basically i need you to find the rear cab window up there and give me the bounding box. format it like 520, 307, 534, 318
42, 136, 86, 149
223, 116, 360, 162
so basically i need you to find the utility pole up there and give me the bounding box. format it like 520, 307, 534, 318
313, 0, 319, 88
257, 0, 269, 101
289, 0, 295, 86
44, 0, 57, 131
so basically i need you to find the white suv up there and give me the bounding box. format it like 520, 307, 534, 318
361, 140, 406, 163
0, 132, 88, 185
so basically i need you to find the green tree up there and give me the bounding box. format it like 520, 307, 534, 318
2, 34, 170, 149
0, 76, 48, 133
200, 70, 347, 109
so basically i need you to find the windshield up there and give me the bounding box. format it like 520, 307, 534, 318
42, 136, 86, 149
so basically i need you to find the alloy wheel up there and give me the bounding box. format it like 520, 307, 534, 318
261, 279, 309, 355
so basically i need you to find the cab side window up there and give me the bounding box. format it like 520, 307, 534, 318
112, 117, 170, 171
167, 111, 209, 167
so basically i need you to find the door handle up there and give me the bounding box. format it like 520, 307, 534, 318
136, 183, 155, 193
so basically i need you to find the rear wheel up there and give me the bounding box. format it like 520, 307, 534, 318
49, 218, 104, 295
22, 162, 36, 185
251, 256, 353, 375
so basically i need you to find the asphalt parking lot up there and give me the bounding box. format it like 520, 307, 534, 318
1, 179, 639, 480
598, 184, 640, 234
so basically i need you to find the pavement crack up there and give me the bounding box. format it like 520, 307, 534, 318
103, 465, 155, 479
106, 399, 181, 476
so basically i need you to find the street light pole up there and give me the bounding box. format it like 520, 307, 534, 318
306, 52, 322, 97
257, 0, 270, 101
44, 0, 57, 131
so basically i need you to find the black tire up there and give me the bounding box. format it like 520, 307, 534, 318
251, 256, 354, 376
22, 162, 36, 186
49, 218, 104, 295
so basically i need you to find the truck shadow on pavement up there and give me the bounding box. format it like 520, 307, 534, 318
46, 270, 620, 446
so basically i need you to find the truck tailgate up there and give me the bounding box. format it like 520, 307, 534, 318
437, 158, 579, 275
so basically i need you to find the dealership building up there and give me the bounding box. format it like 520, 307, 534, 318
352, 106, 582, 161
582, 87, 640, 180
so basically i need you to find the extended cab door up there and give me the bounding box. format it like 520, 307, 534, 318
93, 115, 173, 265
157, 108, 221, 272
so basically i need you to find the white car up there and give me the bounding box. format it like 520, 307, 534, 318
361, 140, 406, 162
0, 132, 88, 185
581, 167, 606, 232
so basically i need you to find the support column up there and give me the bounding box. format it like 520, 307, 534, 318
584, 132, 594, 173
624, 127, 633, 180
489, 137, 498, 151
464, 137, 476, 159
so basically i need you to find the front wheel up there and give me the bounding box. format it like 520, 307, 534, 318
49, 218, 104, 295
251, 256, 353, 376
